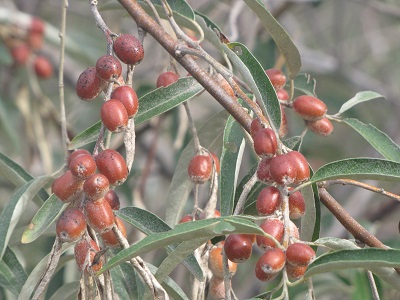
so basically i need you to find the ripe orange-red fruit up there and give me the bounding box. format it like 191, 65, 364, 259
10, 44, 31, 65
68, 149, 91, 165
288, 220, 300, 240
256, 218, 284, 250
56, 208, 86, 243
210, 152, 220, 174
52, 170, 84, 203
306, 117, 334, 136
111, 85, 139, 118
29, 17, 45, 35
256, 157, 274, 183
95, 55, 122, 81
286, 263, 308, 280
95, 149, 128, 186
76, 67, 106, 101
208, 276, 226, 300
156, 71, 180, 88
288, 190, 306, 219
179, 214, 196, 223
269, 154, 297, 185
286, 151, 310, 184
276, 89, 289, 101
199, 209, 220, 220
265, 69, 286, 90
250, 118, 264, 138
208, 246, 237, 279
223, 234, 253, 263
33, 56, 53, 79
253, 128, 278, 158
69, 153, 96, 180
187, 154, 213, 184
113, 34, 144, 65
292, 95, 327, 121
74, 238, 102, 272
100, 217, 127, 247
255, 247, 286, 281
286, 243, 315, 267
100, 99, 129, 132
256, 186, 282, 216
85, 197, 115, 233
104, 189, 120, 210
83, 173, 110, 201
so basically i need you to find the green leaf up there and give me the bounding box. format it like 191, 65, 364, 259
165, 110, 228, 227
99, 216, 264, 274
0, 151, 49, 204
0, 176, 52, 261
299, 183, 318, 242
109, 260, 143, 299
150, 0, 194, 20
282, 136, 303, 151
243, 0, 302, 79
21, 194, 67, 244
0, 247, 28, 295
313, 237, 358, 251
220, 114, 246, 216
68, 76, 204, 150
0, 42, 12, 65
343, 118, 400, 163
310, 158, 400, 183
305, 249, 400, 277
116, 207, 203, 281
226, 42, 281, 132
337, 91, 385, 115
48, 281, 79, 300
293, 73, 317, 96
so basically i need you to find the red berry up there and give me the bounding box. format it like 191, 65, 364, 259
276, 89, 289, 101
256, 218, 284, 250
113, 34, 144, 65
104, 189, 120, 210
250, 118, 264, 138
52, 170, 84, 203
56, 208, 86, 243
269, 154, 297, 185
288, 220, 300, 240
292, 95, 327, 121
68, 149, 91, 165
29, 17, 45, 35
288, 190, 306, 219
256, 157, 274, 183
223, 234, 253, 263
199, 209, 221, 220
95, 55, 122, 81
100, 99, 129, 132
286, 263, 308, 280
253, 128, 278, 158
178, 214, 196, 223
100, 217, 127, 247
33, 56, 53, 79
256, 186, 282, 216
187, 154, 213, 184
10, 44, 30, 65
210, 152, 220, 174
95, 149, 128, 186
215, 73, 235, 98
265, 69, 286, 90
306, 117, 334, 136
76, 67, 106, 101
83, 173, 110, 201
27, 32, 43, 50
286, 151, 310, 184
156, 71, 180, 88
286, 243, 315, 267
255, 247, 286, 281
74, 238, 102, 272
85, 197, 115, 233
69, 153, 96, 180
208, 246, 237, 279
208, 276, 226, 300
111, 85, 139, 118
279, 105, 288, 137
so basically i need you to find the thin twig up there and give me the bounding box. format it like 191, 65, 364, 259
233, 172, 258, 215
366, 269, 380, 300
90, 0, 114, 54
222, 248, 232, 300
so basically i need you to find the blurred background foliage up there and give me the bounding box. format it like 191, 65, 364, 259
1, 0, 400, 299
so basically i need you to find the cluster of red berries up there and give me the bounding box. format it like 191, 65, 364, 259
1, 16, 53, 79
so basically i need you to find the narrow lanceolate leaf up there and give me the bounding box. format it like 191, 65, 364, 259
150, 0, 195, 20
300, 182, 318, 242
0, 176, 52, 260
243, 0, 301, 79
313, 237, 359, 251
343, 118, 400, 163
0, 152, 49, 203
337, 91, 385, 115
220, 115, 246, 216
68, 76, 204, 150
305, 248, 400, 278
310, 158, 400, 184
116, 207, 203, 281
293, 73, 317, 96
226, 42, 281, 132
21, 194, 67, 244
99, 216, 264, 274
0, 247, 28, 295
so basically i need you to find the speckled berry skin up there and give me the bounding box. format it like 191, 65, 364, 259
83, 173, 110, 201
156, 71, 180, 88
253, 128, 278, 158
306, 117, 334, 136
56, 208, 86, 243
286, 263, 308, 280
250, 118, 264, 138
52, 170, 84, 203
68, 149, 91, 165
187, 154, 213, 184
255, 247, 286, 281
95, 149, 128, 186
286, 243, 316, 267
85, 197, 115, 233
269, 154, 297, 185
100, 99, 129, 133
74, 238, 102, 272
69, 153, 96, 180
293, 95, 327, 121
257, 157, 274, 183
256, 218, 284, 250
111, 86, 139, 118
223, 234, 253, 263
256, 186, 282, 216
104, 190, 120, 210
76, 67, 105, 101
113, 34, 144, 65
101, 217, 127, 247
287, 151, 310, 184
288, 190, 306, 219
95, 55, 122, 81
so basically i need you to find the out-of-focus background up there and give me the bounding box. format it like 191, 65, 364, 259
1, 0, 400, 299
